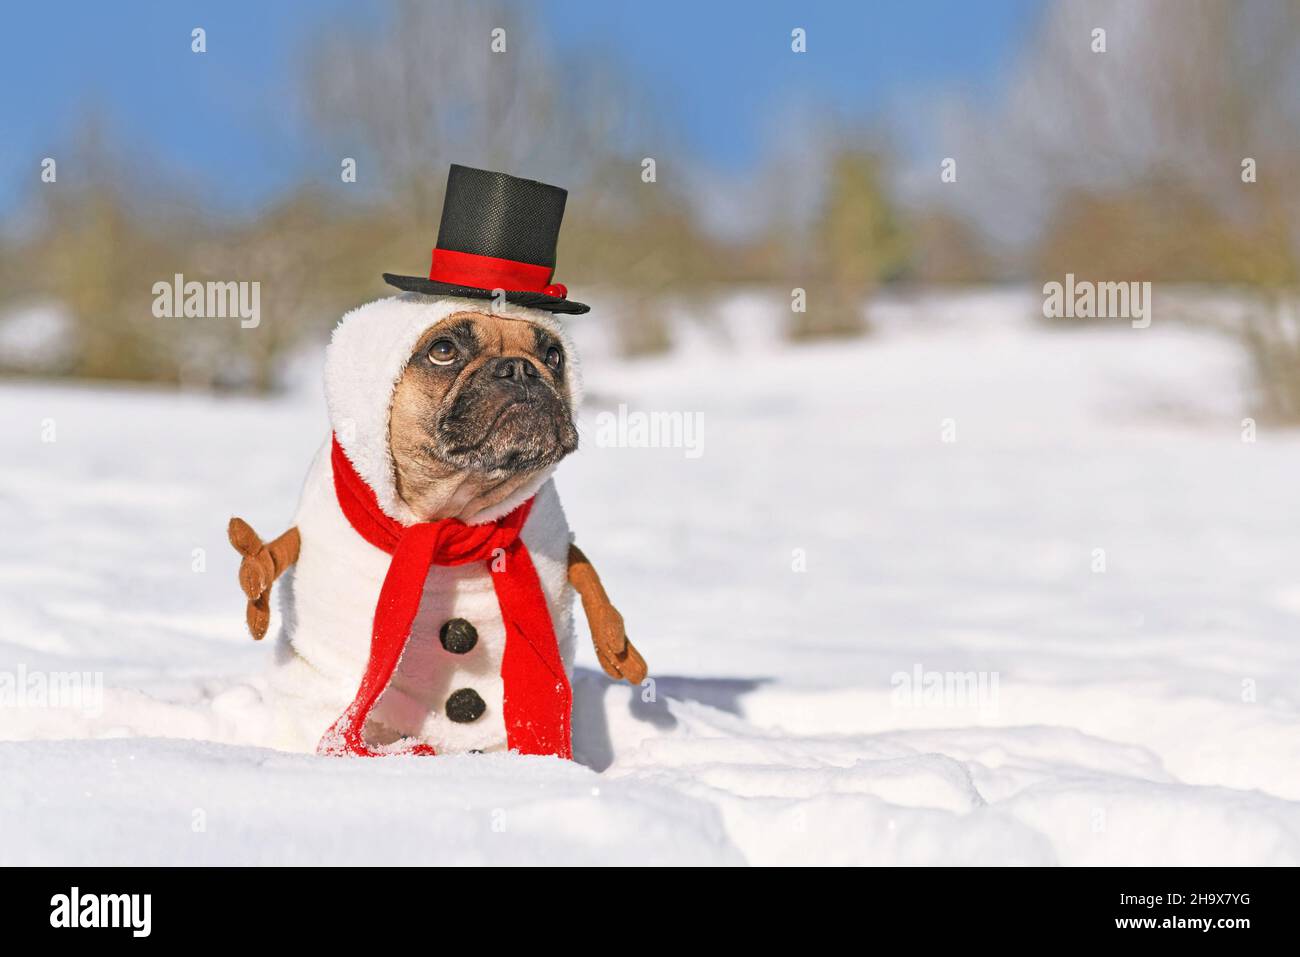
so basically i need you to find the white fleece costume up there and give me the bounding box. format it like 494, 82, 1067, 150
266, 293, 580, 754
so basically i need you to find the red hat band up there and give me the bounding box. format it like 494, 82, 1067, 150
429, 248, 569, 301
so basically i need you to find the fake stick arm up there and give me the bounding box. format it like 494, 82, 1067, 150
568, 543, 647, 684
228, 518, 300, 640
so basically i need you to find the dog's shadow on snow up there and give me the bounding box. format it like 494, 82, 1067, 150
571, 667, 769, 772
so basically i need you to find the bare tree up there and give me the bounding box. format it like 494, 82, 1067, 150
941, 0, 1300, 257
306, 0, 648, 222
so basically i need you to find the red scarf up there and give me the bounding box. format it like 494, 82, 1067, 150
318, 435, 572, 758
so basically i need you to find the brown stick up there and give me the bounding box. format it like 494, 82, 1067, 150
568, 543, 647, 684
228, 518, 300, 640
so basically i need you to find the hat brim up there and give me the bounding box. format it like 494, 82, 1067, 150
381, 273, 590, 315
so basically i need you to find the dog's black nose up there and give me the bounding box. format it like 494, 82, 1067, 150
489, 356, 540, 380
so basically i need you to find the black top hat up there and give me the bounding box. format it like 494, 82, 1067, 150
383, 165, 589, 315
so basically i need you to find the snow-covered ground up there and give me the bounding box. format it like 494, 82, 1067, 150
2, 288, 1299, 865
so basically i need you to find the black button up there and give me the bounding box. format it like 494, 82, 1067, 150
439, 618, 478, 654
445, 688, 486, 723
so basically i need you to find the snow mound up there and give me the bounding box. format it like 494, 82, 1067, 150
3, 289, 1298, 865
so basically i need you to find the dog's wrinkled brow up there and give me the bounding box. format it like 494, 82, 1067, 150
442, 319, 479, 348
532, 324, 558, 355
414, 318, 479, 358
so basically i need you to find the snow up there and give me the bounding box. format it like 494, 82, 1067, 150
3, 288, 1300, 865
0, 300, 74, 372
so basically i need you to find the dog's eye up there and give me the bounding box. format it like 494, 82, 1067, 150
428, 339, 458, 366
545, 346, 563, 371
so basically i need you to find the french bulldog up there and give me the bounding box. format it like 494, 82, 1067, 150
228, 299, 646, 756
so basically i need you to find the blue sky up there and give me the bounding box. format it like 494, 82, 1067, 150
0, 0, 1041, 216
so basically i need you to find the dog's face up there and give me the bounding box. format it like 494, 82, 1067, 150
389, 311, 578, 519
